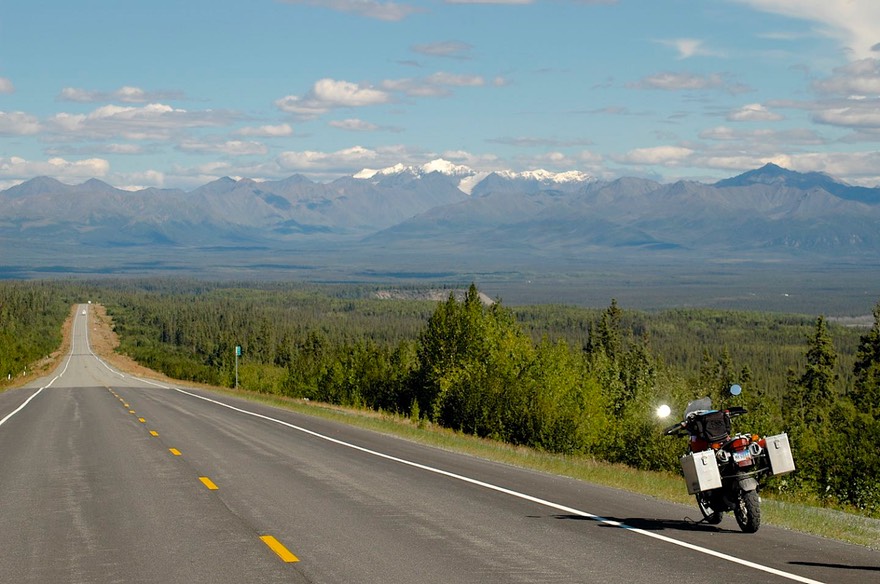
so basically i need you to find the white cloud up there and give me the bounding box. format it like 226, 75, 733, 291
382, 71, 492, 98
178, 139, 268, 156
726, 103, 784, 122
617, 145, 695, 165
631, 72, 748, 93
236, 123, 293, 137
657, 38, 723, 59
276, 0, 422, 21
0, 156, 110, 182
734, 0, 880, 60
47, 103, 234, 140
0, 78, 14, 94
329, 118, 380, 132
276, 79, 390, 116
59, 85, 183, 103
812, 101, 880, 128
0, 111, 41, 135
812, 58, 880, 96
277, 145, 380, 171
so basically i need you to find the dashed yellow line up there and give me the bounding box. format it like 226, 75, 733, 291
129, 410, 136, 414
138, 417, 146, 423
169, 448, 182, 456
260, 535, 299, 563
199, 476, 219, 490
149, 430, 159, 437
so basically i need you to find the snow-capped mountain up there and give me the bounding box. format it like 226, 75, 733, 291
352, 158, 593, 195
3, 162, 880, 277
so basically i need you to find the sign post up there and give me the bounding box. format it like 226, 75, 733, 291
235, 345, 241, 389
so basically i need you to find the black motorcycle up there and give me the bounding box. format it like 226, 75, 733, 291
660, 385, 795, 533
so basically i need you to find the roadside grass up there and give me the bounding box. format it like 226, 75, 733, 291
207, 387, 880, 550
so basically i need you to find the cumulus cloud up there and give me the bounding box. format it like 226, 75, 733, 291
277, 145, 381, 171
47, 103, 234, 141
0, 156, 110, 182
812, 58, 880, 96
726, 103, 784, 122
276, 0, 422, 21
236, 123, 293, 137
0, 111, 41, 135
0, 78, 14, 94
733, 0, 880, 60
276, 79, 390, 116
59, 85, 184, 103
812, 101, 880, 128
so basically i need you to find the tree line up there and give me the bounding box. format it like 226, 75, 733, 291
1, 279, 877, 515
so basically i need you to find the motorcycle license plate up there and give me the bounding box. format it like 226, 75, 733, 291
733, 449, 752, 465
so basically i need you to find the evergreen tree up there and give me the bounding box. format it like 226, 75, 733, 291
852, 301, 880, 416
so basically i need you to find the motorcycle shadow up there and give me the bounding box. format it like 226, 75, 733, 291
554, 514, 739, 534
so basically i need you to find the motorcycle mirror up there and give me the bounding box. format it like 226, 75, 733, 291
730, 384, 742, 396
656, 404, 671, 418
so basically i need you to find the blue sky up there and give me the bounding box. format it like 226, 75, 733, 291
2, 0, 880, 190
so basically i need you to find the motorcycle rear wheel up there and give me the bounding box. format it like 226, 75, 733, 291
734, 489, 761, 533
695, 493, 723, 525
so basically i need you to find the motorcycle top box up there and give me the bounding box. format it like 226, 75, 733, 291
764, 433, 796, 476
680, 450, 722, 495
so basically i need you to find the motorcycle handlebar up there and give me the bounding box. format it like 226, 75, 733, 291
664, 422, 685, 435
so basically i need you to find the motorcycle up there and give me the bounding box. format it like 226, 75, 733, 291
659, 385, 795, 533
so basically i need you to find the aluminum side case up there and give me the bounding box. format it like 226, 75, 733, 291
765, 433, 796, 476
680, 450, 722, 495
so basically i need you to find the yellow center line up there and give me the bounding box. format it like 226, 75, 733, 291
169, 448, 181, 456
199, 476, 219, 490
260, 535, 299, 563
138, 418, 146, 423
129, 410, 136, 414
149, 430, 159, 437
123, 403, 129, 408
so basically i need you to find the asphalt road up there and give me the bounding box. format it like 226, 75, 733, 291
0, 305, 876, 583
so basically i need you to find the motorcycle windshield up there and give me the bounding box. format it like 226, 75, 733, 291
684, 397, 713, 417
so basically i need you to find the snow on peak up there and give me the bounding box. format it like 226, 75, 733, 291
420, 158, 473, 176
355, 158, 474, 180
495, 169, 593, 183
352, 159, 592, 194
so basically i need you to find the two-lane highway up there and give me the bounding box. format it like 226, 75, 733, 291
0, 305, 876, 583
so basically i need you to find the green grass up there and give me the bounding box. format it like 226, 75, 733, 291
207, 386, 879, 550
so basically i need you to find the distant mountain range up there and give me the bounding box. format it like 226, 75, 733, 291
2, 161, 880, 279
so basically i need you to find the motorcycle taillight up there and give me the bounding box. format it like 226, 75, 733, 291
731, 437, 749, 450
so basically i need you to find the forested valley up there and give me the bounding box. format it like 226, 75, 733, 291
2, 279, 878, 516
